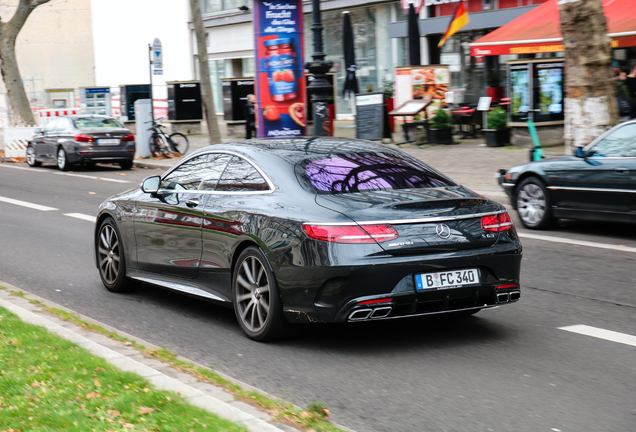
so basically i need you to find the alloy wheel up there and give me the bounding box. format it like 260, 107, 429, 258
26, 146, 40, 167
57, 148, 67, 170
98, 224, 121, 285
235, 256, 271, 332
517, 183, 546, 225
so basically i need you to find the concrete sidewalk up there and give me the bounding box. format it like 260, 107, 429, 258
134, 134, 565, 202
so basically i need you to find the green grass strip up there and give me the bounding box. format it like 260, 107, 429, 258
0, 306, 247, 432
0, 287, 344, 432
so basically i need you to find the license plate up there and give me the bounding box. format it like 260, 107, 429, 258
98, 138, 119, 145
415, 269, 479, 291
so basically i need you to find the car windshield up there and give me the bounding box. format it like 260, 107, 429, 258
73, 118, 124, 130
297, 152, 455, 194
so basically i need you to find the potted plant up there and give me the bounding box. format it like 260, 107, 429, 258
429, 108, 453, 144
484, 106, 510, 147
486, 69, 504, 102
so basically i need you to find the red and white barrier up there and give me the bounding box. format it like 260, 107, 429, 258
37, 108, 81, 127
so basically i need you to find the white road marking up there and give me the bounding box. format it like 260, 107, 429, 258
54, 172, 130, 183
518, 232, 636, 254
0, 196, 57, 211
0, 164, 130, 183
559, 325, 636, 348
64, 213, 97, 223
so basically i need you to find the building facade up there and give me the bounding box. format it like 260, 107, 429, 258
199, 0, 553, 120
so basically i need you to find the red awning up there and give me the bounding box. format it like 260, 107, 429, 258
470, 0, 636, 56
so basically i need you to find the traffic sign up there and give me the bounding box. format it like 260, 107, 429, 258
152, 38, 162, 69
154, 69, 163, 75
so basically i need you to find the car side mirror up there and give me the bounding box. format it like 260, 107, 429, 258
575, 146, 585, 158
141, 175, 160, 194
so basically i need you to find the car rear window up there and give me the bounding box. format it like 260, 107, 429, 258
73, 118, 125, 130
297, 152, 455, 194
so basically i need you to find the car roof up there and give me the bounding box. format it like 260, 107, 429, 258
194, 137, 398, 164
59, 115, 116, 120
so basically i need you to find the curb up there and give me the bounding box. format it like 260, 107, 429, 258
0, 283, 304, 432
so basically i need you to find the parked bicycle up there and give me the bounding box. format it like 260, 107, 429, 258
147, 119, 189, 157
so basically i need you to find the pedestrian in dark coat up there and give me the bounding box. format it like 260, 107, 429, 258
244, 94, 256, 139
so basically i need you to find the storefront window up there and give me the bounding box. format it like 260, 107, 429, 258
209, 59, 233, 114
439, 32, 486, 104
242, 58, 255, 77
200, 0, 249, 13
303, 3, 396, 115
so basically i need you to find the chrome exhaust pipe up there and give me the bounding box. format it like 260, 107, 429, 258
509, 291, 521, 301
370, 307, 392, 319
497, 292, 510, 303
349, 309, 372, 320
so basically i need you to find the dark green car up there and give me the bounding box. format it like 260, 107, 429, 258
498, 120, 636, 229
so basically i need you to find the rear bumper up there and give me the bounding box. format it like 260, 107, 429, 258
280, 240, 522, 324
67, 148, 136, 164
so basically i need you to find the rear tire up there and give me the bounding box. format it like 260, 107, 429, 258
515, 177, 553, 229
232, 246, 289, 341
57, 147, 71, 171
96, 217, 138, 293
149, 134, 167, 157
119, 160, 133, 170
168, 133, 189, 155
26, 145, 41, 167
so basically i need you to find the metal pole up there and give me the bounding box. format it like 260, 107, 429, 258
148, 44, 154, 123
305, 0, 333, 137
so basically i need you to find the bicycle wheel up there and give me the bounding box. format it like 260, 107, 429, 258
168, 133, 189, 155
149, 133, 169, 157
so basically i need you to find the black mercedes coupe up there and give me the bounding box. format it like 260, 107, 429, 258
498, 120, 636, 229
94, 138, 522, 341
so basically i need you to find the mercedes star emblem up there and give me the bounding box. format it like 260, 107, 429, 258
436, 223, 451, 239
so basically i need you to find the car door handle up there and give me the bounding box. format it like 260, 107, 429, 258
186, 198, 200, 208
614, 167, 629, 173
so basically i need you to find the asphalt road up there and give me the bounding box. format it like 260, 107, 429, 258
1, 161, 635, 432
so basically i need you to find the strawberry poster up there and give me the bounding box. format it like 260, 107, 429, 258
254, 0, 306, 138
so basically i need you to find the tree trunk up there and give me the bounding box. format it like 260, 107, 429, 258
0, 0, 52, 126
559, 0, 618, 153
189, 0, 222, 145
0, 32, 35, 125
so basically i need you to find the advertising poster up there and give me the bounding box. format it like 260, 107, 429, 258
509, 64, 529, 123
254, 0, 306, 138
394, 66, 450, 118
534, 62, 564, 121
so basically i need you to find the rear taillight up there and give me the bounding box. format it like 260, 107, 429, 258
74, 134, 94, 143
481, 212, 514, 232
121, 133, 135, 141
303, 224, 398, 244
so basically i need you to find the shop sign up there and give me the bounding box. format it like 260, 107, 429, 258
471, 42, 564, 57
253, 0, 306, 138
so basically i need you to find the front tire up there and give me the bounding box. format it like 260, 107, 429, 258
96, 217, 137, 293
57, 147, 71, 171
168, 133, 189, 155
515, 177, 553, 229
232, 247, 288, 341
26, 145, 41, 167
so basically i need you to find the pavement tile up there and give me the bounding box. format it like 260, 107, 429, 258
229, 400, 273, 422
107, 356, 164, 378
189, 381, 237, 402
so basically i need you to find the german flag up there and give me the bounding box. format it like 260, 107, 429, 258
438, 1, 469, 48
